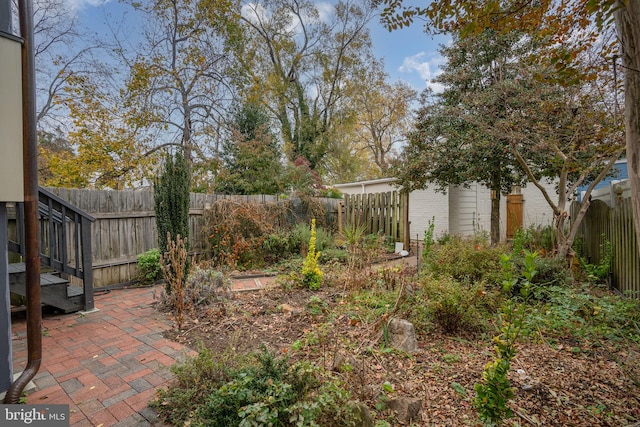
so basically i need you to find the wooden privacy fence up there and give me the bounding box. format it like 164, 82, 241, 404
572, 198, 640, 299
37, 188, 339, 288
340, 191, 410, 249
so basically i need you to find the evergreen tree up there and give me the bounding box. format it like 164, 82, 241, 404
215, 103, 284, 195
155, 150, 190, 255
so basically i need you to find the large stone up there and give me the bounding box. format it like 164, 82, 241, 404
332, 351, 358, 373
387, 318, 418, 353
387, 396, 422, 424
347, 402, 374, 427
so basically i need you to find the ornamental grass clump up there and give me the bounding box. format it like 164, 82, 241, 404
302, 219, 323, 290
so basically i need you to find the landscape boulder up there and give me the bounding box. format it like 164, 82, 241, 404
387, 396, 422, 424
387, 318, 418, 353
347, 402, 374, 427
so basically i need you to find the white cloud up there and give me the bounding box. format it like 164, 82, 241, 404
241, 2, 268, 25
398, 51, 446, 93
63, 0, 111, 11
315, 2, 334, 23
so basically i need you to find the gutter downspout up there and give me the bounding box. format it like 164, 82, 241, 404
3, 0, 42, 404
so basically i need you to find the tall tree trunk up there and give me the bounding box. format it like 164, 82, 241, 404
616, 0, 640, 253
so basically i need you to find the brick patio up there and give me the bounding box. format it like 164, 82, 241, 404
10, 284, 198, 426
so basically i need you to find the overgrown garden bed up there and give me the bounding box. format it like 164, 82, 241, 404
148, 215, 640, 426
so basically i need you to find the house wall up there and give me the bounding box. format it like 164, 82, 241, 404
407, 188, 449, 241
448, 184, 492, 237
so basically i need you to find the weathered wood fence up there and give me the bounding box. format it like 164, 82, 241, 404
340, 191, 410, 249
572, 198, 640, 299
33, 189, 339, 287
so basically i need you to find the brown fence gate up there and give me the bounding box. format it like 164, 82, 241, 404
506, 194, 524, 240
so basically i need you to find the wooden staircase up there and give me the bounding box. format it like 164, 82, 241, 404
8, 187, 95, 313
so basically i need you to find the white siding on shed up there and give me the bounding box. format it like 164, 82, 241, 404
448, 184, 491, 236
408, 188, 449, 240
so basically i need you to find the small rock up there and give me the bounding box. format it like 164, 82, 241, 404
387, 318, 418, 353
625, 350, 640, 365
279, 303, 301, 315
347, 402, 374, 427
332, 352, 358, 373
387, 396, 422, 424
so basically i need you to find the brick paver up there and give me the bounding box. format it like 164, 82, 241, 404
11, 284, 195, 426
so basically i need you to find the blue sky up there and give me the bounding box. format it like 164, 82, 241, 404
68, 0, 448, 93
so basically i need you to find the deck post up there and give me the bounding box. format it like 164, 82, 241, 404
0, 203, 13, 394
81, 217, 94, 311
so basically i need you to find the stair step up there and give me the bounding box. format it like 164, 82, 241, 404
9, 262, 83, 313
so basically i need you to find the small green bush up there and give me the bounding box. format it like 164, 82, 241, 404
301, 219, 323, 290
152, 346, 359, 427
511, 224, 556, 255
290, 222, 335, 254
411, 275, 496, 334
426, 236, 506, 286
137, 249, 162, 285
524, 284, 640, 342
510, 255, 572, 298
319, 248, 349, 264
263, 231, 296, 262
577, 238, 612, 284
151, 346, 249, 425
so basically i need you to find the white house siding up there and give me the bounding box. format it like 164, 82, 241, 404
448, 184, 492, 236
408, 188, 449, 240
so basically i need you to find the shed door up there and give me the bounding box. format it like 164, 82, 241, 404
506, 194, 524, 239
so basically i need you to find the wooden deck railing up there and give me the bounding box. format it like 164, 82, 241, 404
8, 187, 95, 311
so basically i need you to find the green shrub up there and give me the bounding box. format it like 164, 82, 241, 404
422, 216, 435, 261
263, 231, 296, 262
524, 284, 640, 342
474, 251, 536, 426
510, 255, 572, 298
301, 219, 323, 290
154, 150, 190, 257
290, 222, 335, 254
427, 236, 506, 286
410, 275, 495, 334
319, 248, 349, 264
137, 249, 162, 285
577, 238, 612, 284
511, 224, 556, 255
162, 347, 359, 427
151, 346, 250, 425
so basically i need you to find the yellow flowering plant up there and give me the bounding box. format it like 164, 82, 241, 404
301, 219, 323, 290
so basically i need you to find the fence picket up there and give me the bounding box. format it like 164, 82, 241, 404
342, 190, 409, 249
573, 198, 640, 299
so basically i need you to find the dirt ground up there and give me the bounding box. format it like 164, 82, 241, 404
162, 267, 640, 427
